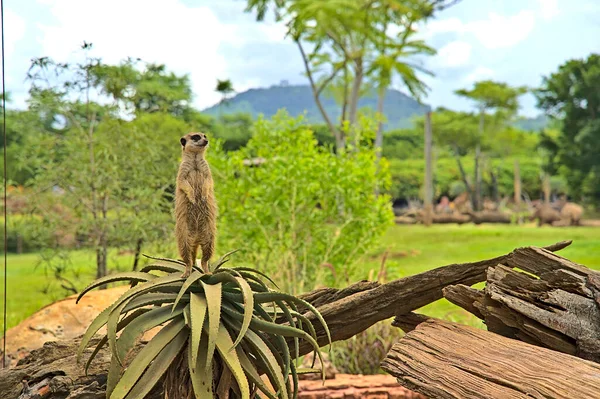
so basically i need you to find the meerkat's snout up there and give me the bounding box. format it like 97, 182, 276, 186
190, 133, 209, 147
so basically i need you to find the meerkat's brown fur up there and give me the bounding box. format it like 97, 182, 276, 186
175, 132, 217, 277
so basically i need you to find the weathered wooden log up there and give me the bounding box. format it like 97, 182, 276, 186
0, 241, 571, 398
468, 210, 512, 224
295, 241, 571, 355
394, 215, 418, 225
443, 244, 600, 362
381, 319, 600, 399
429, 213, 471, 224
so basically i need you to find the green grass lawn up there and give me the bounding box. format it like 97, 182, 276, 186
1, 223, 599, 333
1, 249, 136, 332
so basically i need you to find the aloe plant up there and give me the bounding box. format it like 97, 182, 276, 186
77, 251, 331, 399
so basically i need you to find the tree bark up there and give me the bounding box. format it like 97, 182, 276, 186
374, 86, 386, 196
543, 173, 551, 204
293, 241, 571, 356
132, 238, 143, 271
296, 40, 344, 152
453, 146, 473, 200
423, 112, 434, 226
490, 167, 499, 202
348, 60, 364, 149
443, 245, 600, 362
468, 210, 512, 225
514, 159, 522, 207
473, 106, 485, 211
382, 319, 600, 399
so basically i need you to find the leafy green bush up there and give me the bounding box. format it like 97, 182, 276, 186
78, 253, 330, 399
210, 111, 394, 293
5, 214, 56, 253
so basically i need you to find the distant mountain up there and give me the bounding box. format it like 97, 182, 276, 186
513, 114, 549, 131
202, 82, 430, 130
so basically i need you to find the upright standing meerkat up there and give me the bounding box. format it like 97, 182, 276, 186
175, 132, 217, 277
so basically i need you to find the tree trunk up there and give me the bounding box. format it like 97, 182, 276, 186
132, 238, 143, 271
490, 167, 499, 203
543, 173, 551, 204
423, 112, 434, 226
348, 60, 364, 148
382, 319, 600, 399
374, 86, 386, 196
97, 194, 109, 284
473, 107, 485, 211
16, 235, 23, 254
514, 159, 522, 207
96, 237, 108, 280
296, 40, 344, 152
453, 147, 473, 201
374, 86, 385, 163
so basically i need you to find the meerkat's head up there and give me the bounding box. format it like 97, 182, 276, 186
180, 132, 209, 154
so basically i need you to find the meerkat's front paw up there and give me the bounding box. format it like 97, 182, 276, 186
181, 266, 192, 279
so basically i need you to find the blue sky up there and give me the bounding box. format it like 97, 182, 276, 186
3, 0, 599, 117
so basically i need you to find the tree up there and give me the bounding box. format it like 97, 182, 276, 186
368, 17, 434, 178
215, 78, 235, 119
246, 0, 456, 151
424, 108, 479, 200
19, 43, 187, 281
536, 54, 600, 203
91, 58, 193, 117
455, 80, 527, 210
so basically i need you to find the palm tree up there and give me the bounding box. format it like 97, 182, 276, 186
215, 79, 234, 120
368, 18, 435, 193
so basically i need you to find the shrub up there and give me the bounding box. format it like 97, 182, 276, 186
210, 111, 394, 293
330, 320, 402, 375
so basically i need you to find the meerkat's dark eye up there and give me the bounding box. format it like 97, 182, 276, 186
191, 134, 201, 141
180, 137, 187, 146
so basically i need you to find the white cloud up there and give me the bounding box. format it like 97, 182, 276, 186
423, 11, 536, 49
437, 41, 472, 67
1, 9, 26, 60
35, 0, 263, 109
463, 66, 494, 84
535, 0, 560, 21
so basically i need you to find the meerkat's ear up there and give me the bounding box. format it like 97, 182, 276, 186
180, 137, 187, 147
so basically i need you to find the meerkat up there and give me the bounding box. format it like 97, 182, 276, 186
175, 132, 217, 277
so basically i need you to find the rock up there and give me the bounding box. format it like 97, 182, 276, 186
0, 286, 128, 367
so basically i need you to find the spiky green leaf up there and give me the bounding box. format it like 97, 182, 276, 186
202, 281, 222, 372
121, 327, 188, 399
237, 347, 278, 399
110, 318, 186, 399
172, 270, 203, 312
214, 324, 250, 399
76, 272, 156, 303
189, 328, 213, 398
243, 328, 288, 399
84, 308, 150, 375
189, 292, 208, 367
116, 304, 186, 365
